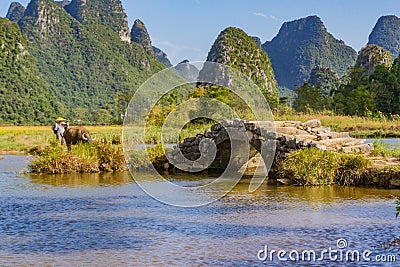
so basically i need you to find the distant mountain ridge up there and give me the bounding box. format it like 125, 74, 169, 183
263, 15, 357, 89
1, 2, 400, 124
2, 0, 166, 124
6, 2, 26, 22
368, 15, 400, 60
203, 27, 279, 106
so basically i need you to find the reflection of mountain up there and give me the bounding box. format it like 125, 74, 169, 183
28, 172, 133, 187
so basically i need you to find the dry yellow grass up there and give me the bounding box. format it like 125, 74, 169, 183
274, 114, 400, 137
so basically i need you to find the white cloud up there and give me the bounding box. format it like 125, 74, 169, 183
270, 15, 278, 21
254, 12, 279, 21
253, 12, 268, 18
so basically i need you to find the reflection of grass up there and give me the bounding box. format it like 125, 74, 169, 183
396, 199, 400, 218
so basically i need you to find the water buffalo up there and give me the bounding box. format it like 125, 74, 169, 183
63, 126, 96, 149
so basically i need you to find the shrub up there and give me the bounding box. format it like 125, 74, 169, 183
277, 148, 370, 185
29, 140, 126, 174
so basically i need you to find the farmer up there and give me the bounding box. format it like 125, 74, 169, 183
53, 117, 66, 145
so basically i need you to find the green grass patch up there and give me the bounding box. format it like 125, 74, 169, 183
277, 148, 370, 186
370, 141, 400, 158
128, 143, 171, 170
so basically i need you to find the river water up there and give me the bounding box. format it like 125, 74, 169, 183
0, 155, 399, 266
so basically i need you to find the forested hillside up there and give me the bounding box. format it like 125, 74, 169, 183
0, 18, 60, 124
263, 16, 357, 89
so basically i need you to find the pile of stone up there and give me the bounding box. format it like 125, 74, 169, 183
167, 119, 374, 173
271, 119, 374, 154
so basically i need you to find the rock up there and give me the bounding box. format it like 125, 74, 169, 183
277, 178, 292, 185
166, 119, 375, 176
343, 139, 367, 147
152, 46, 172, 67
244, 122, 256, 131
317, 131, 349, 140
311, 126, 331, 134
275, 126, 299, 135
200, 27, 278, 102
262, 15, 357, 89
184, 137, 196, 143
211, 123, 222, 132
318, 137, 358, 147
390, 179, 400, 186
302, 119, 321, 129
286, 139, 297, 149
368, 15, 400, 60
233, 118, 243, 126
341, 143, 374, 153
261, 130, 278, 139
6, 2, 26, 22
293, 134, 318, 142
163, 163, 169, 171
275, 121, 301, 128
204, 130, 214, 138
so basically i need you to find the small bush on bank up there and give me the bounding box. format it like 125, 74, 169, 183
29, 140, 126, 174
277, 148, 370, 186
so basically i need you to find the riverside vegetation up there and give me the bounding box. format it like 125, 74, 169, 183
2, 1, 400, 186
18, 119, 400, 188
2, 112, 400, 179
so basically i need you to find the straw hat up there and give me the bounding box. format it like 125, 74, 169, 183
55, 117, 65, 122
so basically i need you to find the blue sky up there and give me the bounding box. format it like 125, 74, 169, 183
2, 0, 399, 64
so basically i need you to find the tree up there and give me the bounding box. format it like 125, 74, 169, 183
332, 67, 376, 116
294, 83, 332, 112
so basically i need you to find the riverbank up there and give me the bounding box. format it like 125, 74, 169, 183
3, 117, 400, 189
2, 114, 400, 155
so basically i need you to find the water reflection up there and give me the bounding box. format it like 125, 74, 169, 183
0, 155, 399, 266
28, 172, 134, 187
